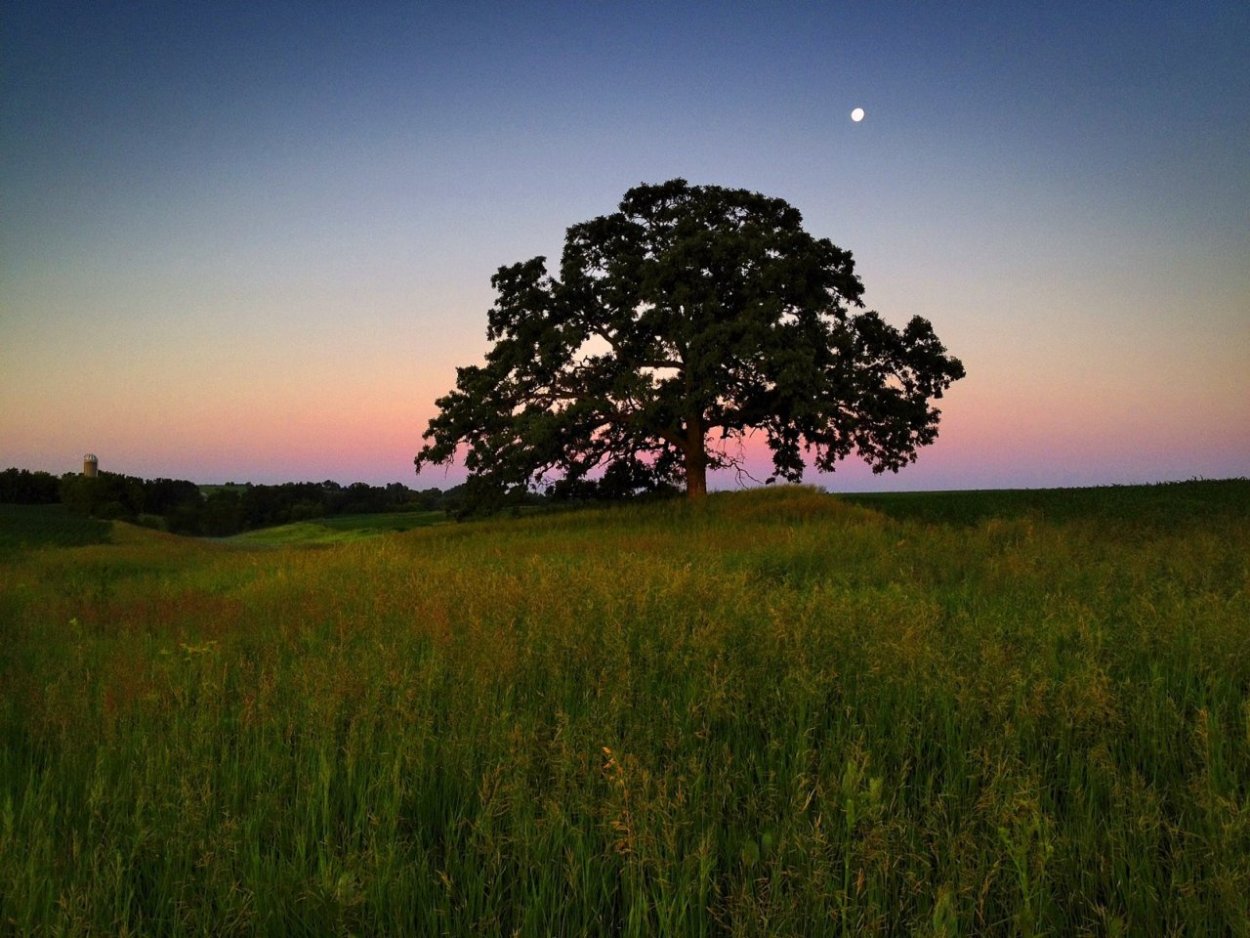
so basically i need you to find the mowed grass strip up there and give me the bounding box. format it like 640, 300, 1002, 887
223, 510, 447, 548
1, 481, 1247, 935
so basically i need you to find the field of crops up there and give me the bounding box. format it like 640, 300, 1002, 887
1, 480, 1247, 935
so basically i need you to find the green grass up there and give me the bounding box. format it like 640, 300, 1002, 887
223, 510, 446, 547
1, 480, 1248, 935
0, 504, 112, 555
843, 477, 1250, 530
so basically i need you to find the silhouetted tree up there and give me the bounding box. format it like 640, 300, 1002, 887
0, 468, 60, 504
199, 489, 245, 536
416, 179, 965, 500
142, 478, 202, 515
59, 471, 144, 518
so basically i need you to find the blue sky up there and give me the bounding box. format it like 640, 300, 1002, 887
2, 1, 1247, 488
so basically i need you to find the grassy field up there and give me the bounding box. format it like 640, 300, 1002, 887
1, 481, 1247, 935
222, 510, 447, 548
843, 478, 1248, 530
0, 504, 112, 556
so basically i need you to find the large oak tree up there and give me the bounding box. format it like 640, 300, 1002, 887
415, 179, 965, 500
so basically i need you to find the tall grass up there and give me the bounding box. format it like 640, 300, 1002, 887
1, 482, 1247, 935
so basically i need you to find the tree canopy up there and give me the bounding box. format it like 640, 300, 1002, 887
415, 179, 965, 500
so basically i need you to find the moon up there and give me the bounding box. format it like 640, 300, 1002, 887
851, 107, 865, 123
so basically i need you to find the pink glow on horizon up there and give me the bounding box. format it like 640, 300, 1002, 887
6, 371, 1247, 490
3, 4, 1247, 493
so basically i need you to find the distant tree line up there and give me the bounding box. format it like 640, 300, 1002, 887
0, 467, 468, 536
0, 468, 61, 505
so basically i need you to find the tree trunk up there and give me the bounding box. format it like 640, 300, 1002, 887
684, 417, 708, 500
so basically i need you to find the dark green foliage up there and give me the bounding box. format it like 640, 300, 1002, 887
0, 468, 61, 504
38, 468, 452, 536
232, 481, 438, 530
417, 179, 965, 500
198, 489, 246, 536
58, 471, 145, 518
139, 478, 202, 515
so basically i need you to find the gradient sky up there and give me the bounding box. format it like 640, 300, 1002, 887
2, 1, 1247, 490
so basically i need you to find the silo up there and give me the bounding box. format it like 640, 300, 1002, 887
83, 454, 98, 478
